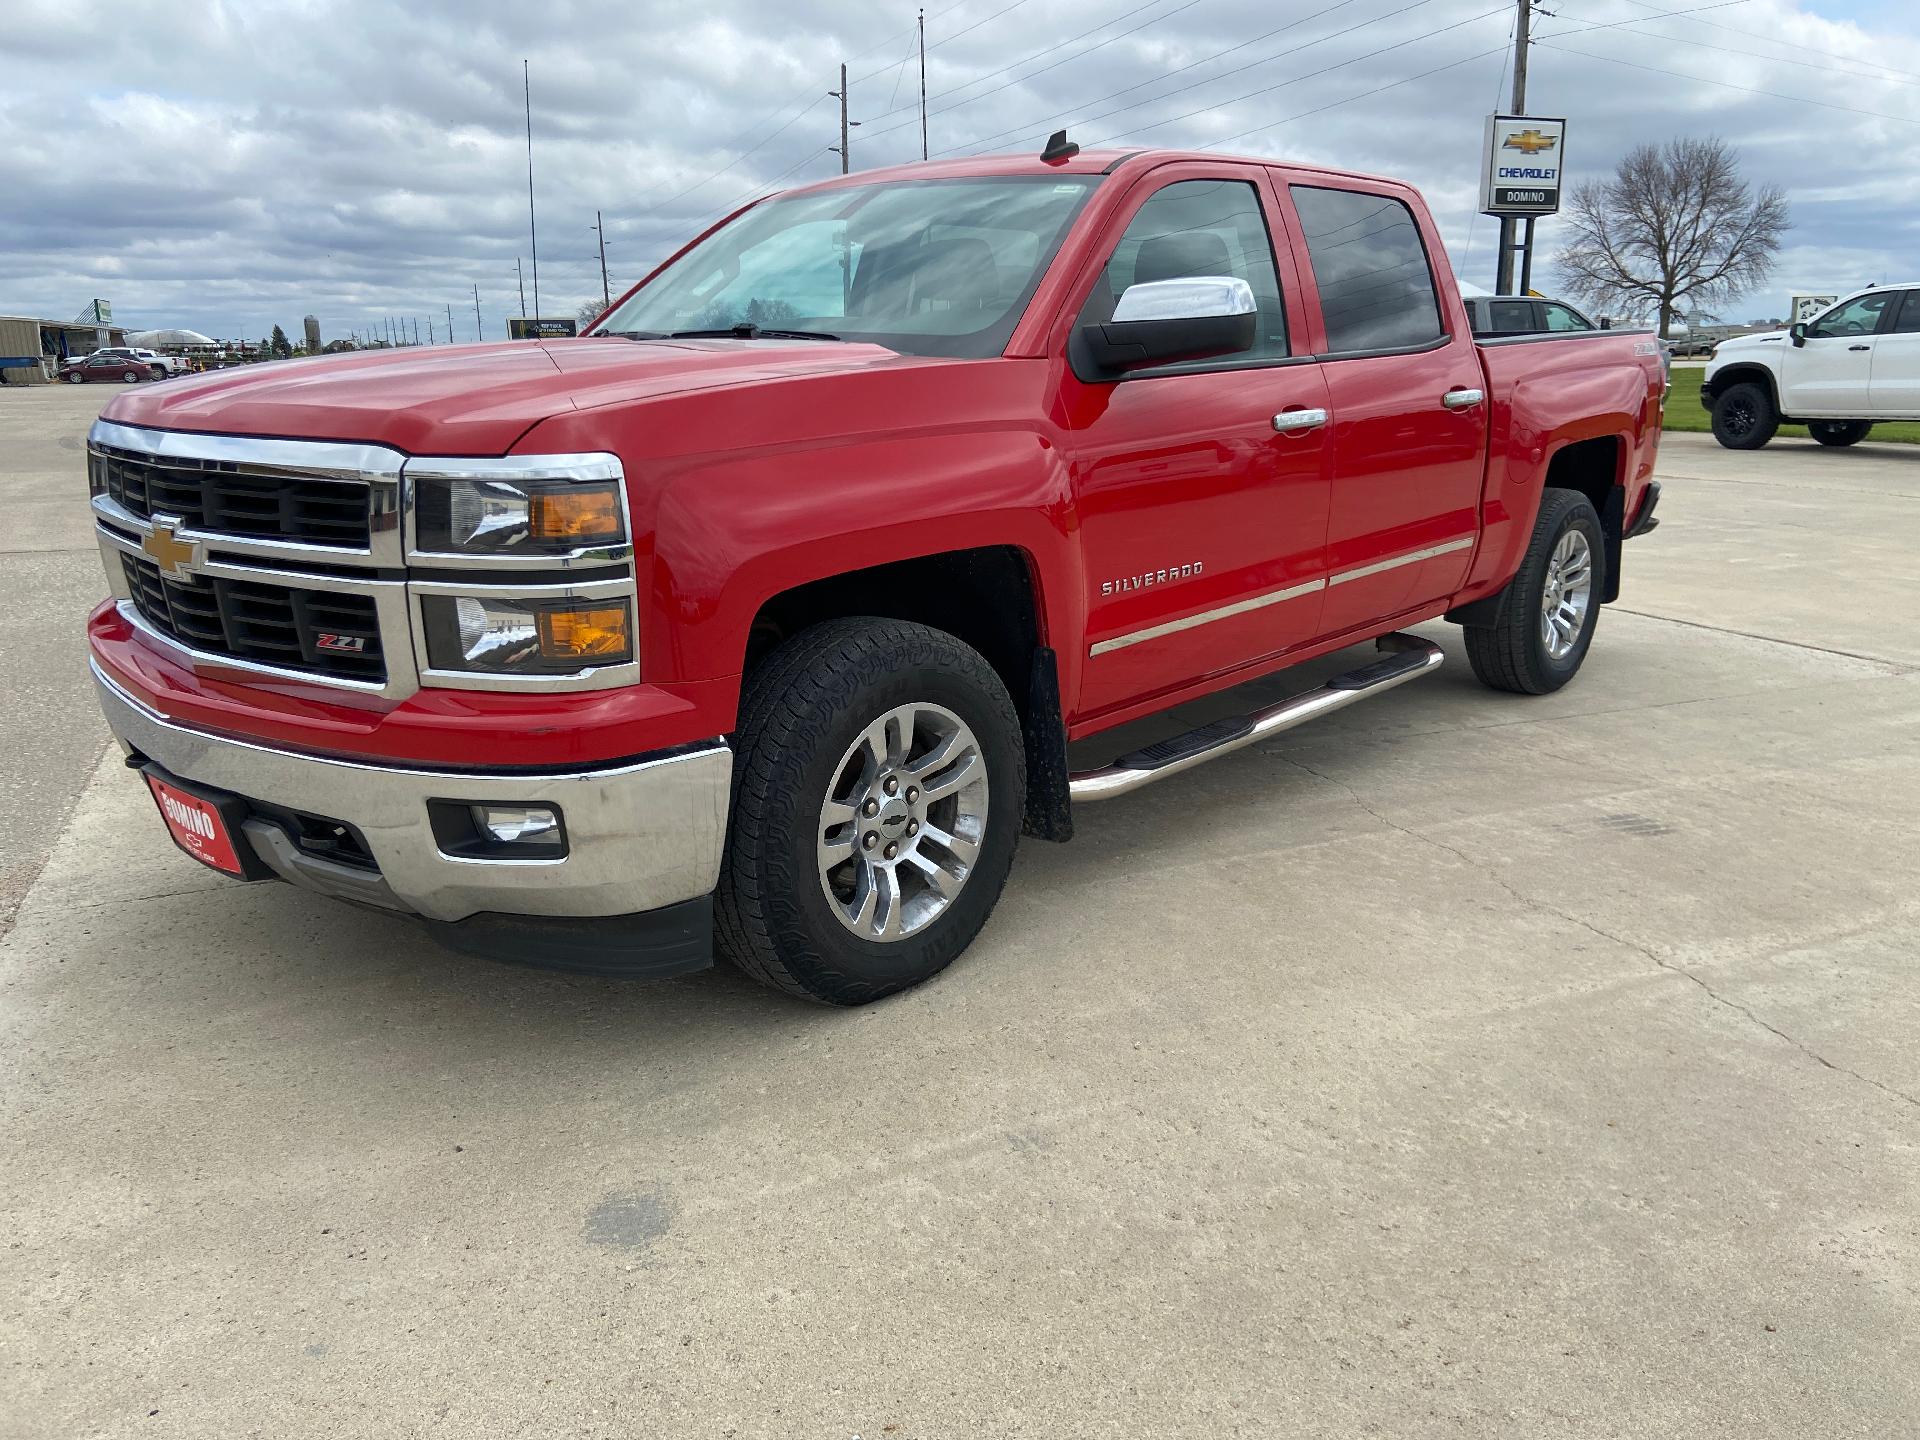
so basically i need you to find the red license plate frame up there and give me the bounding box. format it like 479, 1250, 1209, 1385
144, 770, 250, 876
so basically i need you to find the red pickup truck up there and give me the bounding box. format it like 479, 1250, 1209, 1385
85, 144, 1664, 1005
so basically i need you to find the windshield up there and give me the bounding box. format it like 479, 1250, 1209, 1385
594, 175, 1101, 359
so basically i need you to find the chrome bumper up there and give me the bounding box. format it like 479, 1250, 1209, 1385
93, 661, 731, 924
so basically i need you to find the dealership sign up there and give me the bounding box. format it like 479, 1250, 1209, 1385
508, 316, 577, 339
1480, 115, 1566, 216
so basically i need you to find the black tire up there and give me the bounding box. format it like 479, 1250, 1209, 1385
1464, 487, 1607, 696
715, 618, 1025, 1006
1711, 380, 1777, 449
1809, 420, 1871, 448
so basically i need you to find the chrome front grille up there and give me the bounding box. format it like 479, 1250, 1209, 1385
120, 553, 387, 683
91, 444, 372, 549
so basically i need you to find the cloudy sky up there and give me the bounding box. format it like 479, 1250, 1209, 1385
4, 0, 1916, 341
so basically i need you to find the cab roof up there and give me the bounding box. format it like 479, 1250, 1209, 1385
778, 147, 1413, 198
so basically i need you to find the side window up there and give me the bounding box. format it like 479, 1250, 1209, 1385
1890, 290, 1920, 335
1541, 301, 1590, 332
1489, 300, 1534, 333
1289, 186, 1444, 353
1082, 178, 1289, 366
1808, 291, 1897, 339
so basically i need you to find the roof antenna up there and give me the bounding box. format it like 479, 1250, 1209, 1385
1040, 129, 1080, 163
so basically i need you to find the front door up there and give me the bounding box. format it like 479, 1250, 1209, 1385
1060, 166, 1332, 719
1784, 290, 1899, 415
1868, 289, 1920, 418
1279, 179, 1488, 637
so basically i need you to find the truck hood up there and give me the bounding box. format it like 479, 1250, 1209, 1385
1715, 329, 1789, 353
101, 337, 927, 455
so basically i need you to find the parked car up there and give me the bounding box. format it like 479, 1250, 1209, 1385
59, 353, 162, 384
1703, 284, 1920, 448
83, 144, 1665, 1005
1461, 293, 1601, 338
86, 346, 190, 376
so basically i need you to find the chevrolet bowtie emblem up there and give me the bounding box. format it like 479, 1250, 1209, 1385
1503, 128, 1558, 156
141, 520, 202, 580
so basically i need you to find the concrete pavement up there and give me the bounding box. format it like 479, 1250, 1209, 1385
3, 417, 1918, 1438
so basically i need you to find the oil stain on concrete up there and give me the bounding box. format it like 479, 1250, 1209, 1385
584, 1187, 675, 1251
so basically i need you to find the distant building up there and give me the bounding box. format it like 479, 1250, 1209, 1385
303, 315, 321, 354
0, 312, 132, 384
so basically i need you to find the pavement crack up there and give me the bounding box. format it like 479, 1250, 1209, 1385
1611, 608, 1915, 671
1275, 754, 1920, 1115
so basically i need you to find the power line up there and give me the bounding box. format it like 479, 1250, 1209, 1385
853, 0, 1034, 83
946, 0, 1429, 155
1080, 2, 1512, 148
861, 0, 1200, 135
1615, 0, 1920, 84
1546, 2, 1920, 90
1535, 38, 1920, 126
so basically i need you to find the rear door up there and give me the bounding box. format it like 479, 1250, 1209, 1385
1868, 289, 1920, 417
1060, 163, 1332, 717
1784, 290, 1898, 414
1276, 178, 1486, 637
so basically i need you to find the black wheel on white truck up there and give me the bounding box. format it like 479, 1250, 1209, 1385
715, 618, 1025, 1006
1710, 380, 1778, 450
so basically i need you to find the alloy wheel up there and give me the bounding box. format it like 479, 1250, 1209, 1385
1539, 528, 1593, 661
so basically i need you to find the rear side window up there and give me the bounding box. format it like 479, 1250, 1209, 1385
1892, 290, 1920, 335
1489, 300, 1534, 333
1289, 186, 1444, 353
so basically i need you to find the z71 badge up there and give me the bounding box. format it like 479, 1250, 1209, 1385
1101, 561, 1203, 597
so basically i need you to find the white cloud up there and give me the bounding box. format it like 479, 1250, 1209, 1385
2, 0, 1915, 338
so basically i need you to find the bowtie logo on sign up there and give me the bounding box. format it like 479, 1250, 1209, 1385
1502, 129, 1558, 157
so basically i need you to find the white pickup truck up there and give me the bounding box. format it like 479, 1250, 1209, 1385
1703, 283, 1920, 448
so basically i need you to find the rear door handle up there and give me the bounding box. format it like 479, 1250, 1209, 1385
1271, 407, 1329, 434
1442, 387, 1485, 410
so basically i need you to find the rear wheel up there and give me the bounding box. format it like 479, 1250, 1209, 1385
1465, 487, 1606, 696
1809, 420, 1871, 447
1711, 380, 1777, 450
715, 618, 1024, 1006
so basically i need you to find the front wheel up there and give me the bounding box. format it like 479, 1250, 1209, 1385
1809, 420, 1872, 447
1465, 488, 1607, 696
1711, 380, 1777, 450
715, 618, 1025, 1005
64, 371, 85, 384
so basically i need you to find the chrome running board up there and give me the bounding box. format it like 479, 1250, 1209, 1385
1067, 632, 1444, 803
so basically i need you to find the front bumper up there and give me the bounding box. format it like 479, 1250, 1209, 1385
94, 660, 731, 965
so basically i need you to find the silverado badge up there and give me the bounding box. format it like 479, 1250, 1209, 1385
141, 520, 202, 581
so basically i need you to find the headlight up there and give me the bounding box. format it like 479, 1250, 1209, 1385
420, 593, 633, 676
405, 454, 628, 562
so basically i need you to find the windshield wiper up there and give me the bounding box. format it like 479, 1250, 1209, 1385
598, 329, 669, 340
667, 323, 843, 342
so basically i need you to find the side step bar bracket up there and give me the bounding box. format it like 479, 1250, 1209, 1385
1068, 633, 1444, 803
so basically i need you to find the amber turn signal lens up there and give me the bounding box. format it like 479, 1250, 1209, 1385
529, 485, 622, 544
537, 605, 631, 661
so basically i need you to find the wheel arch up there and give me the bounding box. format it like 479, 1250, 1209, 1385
1703, 362, 1780, 409
741, 545, 1075, 843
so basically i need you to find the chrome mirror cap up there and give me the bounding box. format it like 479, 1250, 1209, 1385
1111, 276, 1256, 324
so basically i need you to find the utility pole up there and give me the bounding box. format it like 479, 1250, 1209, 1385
446, 302, 455, 343
472, 283, 482, 342
829, 63, 851, 174
516, 257, 527, 319
411, 317, 420, 345
918, 11, 928, 161
1496, 0, 1533, 296
591, 210, 611, 309
428, 316, 435, 344
524, 60, 541, 322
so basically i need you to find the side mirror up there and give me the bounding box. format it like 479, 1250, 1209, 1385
1598, 316, 1611, 330
1079, 277, 1257, 375
1790, 321, 1808, 347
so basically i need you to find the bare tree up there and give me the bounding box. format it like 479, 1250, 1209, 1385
1556, 137, 1788, 338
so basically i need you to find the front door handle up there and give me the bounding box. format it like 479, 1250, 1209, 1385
1442, 387, 1485, 410
1849, 344, 1872, 352
1272, 407, 1329, 434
